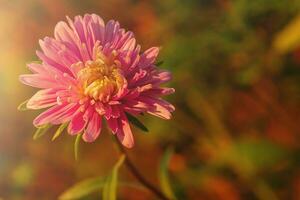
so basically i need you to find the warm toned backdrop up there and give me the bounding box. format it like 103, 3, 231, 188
1, 0, 300, 199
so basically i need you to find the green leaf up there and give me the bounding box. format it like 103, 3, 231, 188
33, 124, 52, 140
74, 134, 81, 161
159, 147, 177, 200
156, 61, 164, 66
273, 14, 300, 53
59, 177, 106, 200
52, 123, 68, 141
17, 100, 29, 111
59, 178, 146, 200
126, 113, 148, 132
102, 154, 125, 200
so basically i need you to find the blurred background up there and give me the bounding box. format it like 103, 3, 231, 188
1, 0, 300, 199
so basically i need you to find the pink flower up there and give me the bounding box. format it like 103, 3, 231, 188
19, 14, 175, 148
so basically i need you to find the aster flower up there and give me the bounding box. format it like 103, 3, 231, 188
19, 14, 175, 148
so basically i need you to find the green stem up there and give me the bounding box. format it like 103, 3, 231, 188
115, 139, 170, 200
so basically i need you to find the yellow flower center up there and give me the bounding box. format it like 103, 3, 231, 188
77, 51, 126, 103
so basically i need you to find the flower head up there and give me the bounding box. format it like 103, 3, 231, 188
20, 14, 175, 148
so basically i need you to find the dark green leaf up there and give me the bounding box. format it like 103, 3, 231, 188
102, 154, 125, 200
33, 124, 52, 140
52, 123, 68, 141
159, 147, 177, 200
17, 100, 29, 111
156, 61, 164, 66
126, 113, 148, 132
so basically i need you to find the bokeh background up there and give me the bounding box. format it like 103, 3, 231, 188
1, 0, 300, 199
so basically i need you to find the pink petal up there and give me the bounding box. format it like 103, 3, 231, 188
113, 31, 134, 50
122, 88, 140, 100
87, 14, 105, 44
73, 15, 93, 59
107, 117, 118, 133
139, 47, 159, 68
27, 63, 47, 74
36, 49, 72, 76
103, 104, 112, 119
66, 16, 91, 62
51, 104, 81, 124
111, 105, 121, 118
116, 112, 134, 148
121, 38, 136, 51
33, 103, 78, 126
68, 110, 87, 135
151, 70, 172, 85
27, 88, 59, 109
128, 69, 147, 85
142, 87, 175, 97
54, 21, 82, 59
123, 99, 149, 113
82, 112, 102, 142
104, 20, 120, 44
40, 37, 79, 70
138, 97, 175, 120
134, 70, 172, 87
19, 74, 59, 89
27, 62, 74, 87
104, 104, 121, 119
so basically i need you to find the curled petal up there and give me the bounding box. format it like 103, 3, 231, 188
142, 87, 175, 97
114, 31, 134, 50
39, 37, 79, 71
83, 112, 102, 142
116, 112, 134, 148
27, 88, 59, 109
139, 47, 159, 68
27, 63, 47, 74
33, 103, 78, 126
151, 70, 172, 85
68, 110, 87, 135
19, 74, 58, 89
139, 97, 175, 120
104, 20, 120, 44
51, 104, 81, 124
54, 21, 83, 60
87, 14, 105, 44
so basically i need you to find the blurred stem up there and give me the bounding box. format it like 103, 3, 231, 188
115, 139, 170, 200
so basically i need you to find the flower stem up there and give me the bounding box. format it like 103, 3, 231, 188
115, 139, 170, 200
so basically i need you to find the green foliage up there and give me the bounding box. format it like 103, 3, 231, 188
59, 177, 106, 200
102, 154, 125, 200
126, 113, 149, 133
216, 139, 287, 176
159, 147, 177, 200
273, 14, 300, 53
60, 155, 126, 200
17, 99, 29, 111
52, 123, 68, 141
33, 124, 52, 140
74, 134, 81, 161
